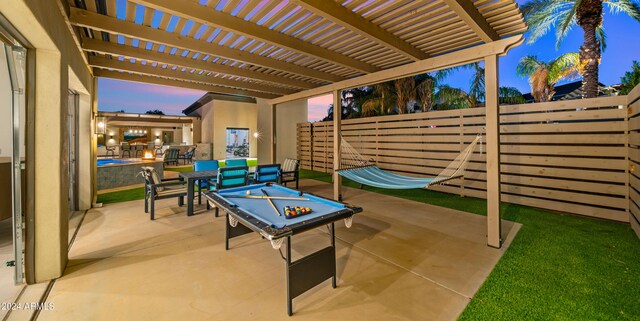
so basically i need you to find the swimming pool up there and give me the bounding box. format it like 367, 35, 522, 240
97, 159, 135, 166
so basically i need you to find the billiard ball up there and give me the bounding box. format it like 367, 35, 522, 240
246, 190, 251, 195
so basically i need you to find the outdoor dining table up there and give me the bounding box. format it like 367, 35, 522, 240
179, 170, 219, 216
179, 167, 256, 216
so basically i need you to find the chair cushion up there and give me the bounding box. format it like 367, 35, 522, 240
282, 158, 298, 172
148, 168, 164, 192
157, 186, 186, 196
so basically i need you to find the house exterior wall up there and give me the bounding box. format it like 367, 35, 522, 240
212, 100, 258, 160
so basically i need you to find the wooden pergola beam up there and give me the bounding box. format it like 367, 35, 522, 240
128, 0, 379, 74
82, 38, 316, 90
88, 56, 294, 96
94, 69, 280, 99
290, 0, 428, 61
441, 0, 500, 42
69, 7, 345, 83
268, 35, 522, 105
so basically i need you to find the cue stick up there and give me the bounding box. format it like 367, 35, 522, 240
225, 195, 308, 201
261, 189, 281, 216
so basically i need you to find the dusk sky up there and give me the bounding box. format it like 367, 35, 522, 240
98, 0, 640, 121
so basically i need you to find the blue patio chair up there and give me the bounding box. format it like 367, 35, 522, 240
225, 158, 247, 167
253, 164, 281, 184
212, 166, 249, 217
194, 160, 219, 190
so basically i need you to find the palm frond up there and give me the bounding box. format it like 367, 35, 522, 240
596, 25, 607, 52
516, 55, 545, 77
499, 87, 526, 104
435, 86, 472, 109
548, 52, 582, 83
522, 0, 573, 43
606, 0, 640, 21
555, 2, 578, 48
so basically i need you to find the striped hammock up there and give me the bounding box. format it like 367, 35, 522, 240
336, 134, 482, 189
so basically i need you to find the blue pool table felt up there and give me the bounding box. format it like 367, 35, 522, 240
216, 184, 348, 228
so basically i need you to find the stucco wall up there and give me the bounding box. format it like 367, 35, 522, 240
275, 99, 308, 163
212, 100, 258, 160
255, 98, 307, 164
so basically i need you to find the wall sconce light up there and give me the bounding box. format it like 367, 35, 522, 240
156, 135, 160, 139
110, 135, 114, 139
253, 132, 260, 139
95, 116, 106, 134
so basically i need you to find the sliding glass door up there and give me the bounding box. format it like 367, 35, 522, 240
1, 29, 26, 285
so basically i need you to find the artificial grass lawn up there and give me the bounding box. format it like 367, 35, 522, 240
300, 170, 640, 320
97, 187, 145, 204
96, 168, 640, 320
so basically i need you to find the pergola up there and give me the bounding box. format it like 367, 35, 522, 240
65, 0, 527, 248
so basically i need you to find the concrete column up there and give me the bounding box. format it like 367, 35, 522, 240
33, 50, 68, 281
484, 55, 501, 248
77, 93, 92, 210
333, 90, 342, 201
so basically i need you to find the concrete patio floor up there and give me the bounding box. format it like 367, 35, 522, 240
37, 179, 520, 321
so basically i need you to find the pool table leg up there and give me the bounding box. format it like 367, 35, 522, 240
331, 222, 336, 288
286, 236, 292, 316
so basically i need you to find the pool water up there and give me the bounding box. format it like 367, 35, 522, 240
97, 159, 134, 166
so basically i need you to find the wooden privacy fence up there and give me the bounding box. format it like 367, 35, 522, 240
628, 86, 640, 234
298, 95, 631, 222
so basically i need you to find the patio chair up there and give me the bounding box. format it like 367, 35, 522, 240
163, 148, 180, 166
211, 166, 249, 217
253, 164, 281, 184
194, 160, 219, 202
225, 158, 247, 167
121, 142, 131, 158
280, 158, 300, 189
139, 166, 187, 220
178, 146, 197, 164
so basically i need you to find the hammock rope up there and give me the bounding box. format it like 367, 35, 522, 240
336, 134, 482, 189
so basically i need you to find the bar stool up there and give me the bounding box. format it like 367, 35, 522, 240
105, 145, 116, 158
121, 142, 131, 158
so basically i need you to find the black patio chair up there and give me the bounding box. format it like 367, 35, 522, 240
178, 146, 197, 164
280, 158, 300, 189
163, 148, 180, 166
139, 167, 187, 220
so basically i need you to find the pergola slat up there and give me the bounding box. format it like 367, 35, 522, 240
69, 7, 346, 83
128, 0, 380, 74
290, 0, 428, 61
93, 69, 280, 99
88, 55, 296, 96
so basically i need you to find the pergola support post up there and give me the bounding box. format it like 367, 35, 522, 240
333, 90, 342, 201
485, 55, 502, 248
271, 104, 277, 163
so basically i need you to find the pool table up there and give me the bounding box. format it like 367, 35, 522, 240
203, 183, 363, 316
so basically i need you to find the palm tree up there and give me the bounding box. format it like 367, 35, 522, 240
394, 77, 416, 114
521, 0, 640, 98
620, 60, 640, 95
415, 69, 456, 112
516, 53, 582, 102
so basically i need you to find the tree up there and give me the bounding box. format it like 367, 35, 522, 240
516, 53, 582, 102
394, 77, 416, 114
620, 60, 640, 95
521, 0, 640, 98
145, 109, 165, 115
499, 87, 526, 104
